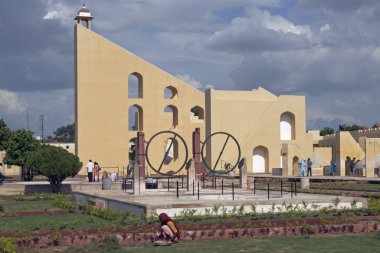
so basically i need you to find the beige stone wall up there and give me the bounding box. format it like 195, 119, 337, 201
205, 88, 313, 175
363, 138, 380, 177
0, 151, 20, 176
75, 24, 205, 175
48, 143, 75, 154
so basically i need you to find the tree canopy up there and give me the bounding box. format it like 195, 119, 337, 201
26, 145, 82, 193
320, 127, 335, 136
338, 124, 364, 132
3, 129, 39, 167
53, 123, 75, 143
0, 119, 11, 151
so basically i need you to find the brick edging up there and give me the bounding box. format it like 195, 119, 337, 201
16, 221, 379, 248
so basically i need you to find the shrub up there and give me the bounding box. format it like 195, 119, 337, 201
0, 237, 16, 253
52, 196, 76, 210
0, 204, 4, 213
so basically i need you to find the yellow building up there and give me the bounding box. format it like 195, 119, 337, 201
74, 6, 315, 176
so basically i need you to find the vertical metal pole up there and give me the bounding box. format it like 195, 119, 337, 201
281, 180, 283, 195
193, 180, 195, 196
176, 181, 179, 199
181, 177, 184, 189
222, 179, 224, 195
267, 182, 270, 200
167, 178, 170, 192
295, 179, 297, 196
232, 182, 235, 201
253, 179, 256, 194
291, 181, 293, 198
197, 182, 200, 200
203, 177, 205, 189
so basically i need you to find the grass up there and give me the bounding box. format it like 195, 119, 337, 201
1, 200, 63, 213
0, 213, 114, 232
26, 233, 380, 253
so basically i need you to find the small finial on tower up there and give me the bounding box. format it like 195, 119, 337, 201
74, 3, 94, 29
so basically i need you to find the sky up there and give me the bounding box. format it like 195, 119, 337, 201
0, 0, 380, 136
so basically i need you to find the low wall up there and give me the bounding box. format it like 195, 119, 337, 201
0, 182, 122, 195
72, 192, 147, 217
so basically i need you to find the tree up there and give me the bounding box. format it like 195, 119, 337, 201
338, 124, 363, 132
320, 127, 335, 136
4, 129, 39, 167
26, 145, 82, 193
0, 119, 11, 151
53, 123, 75, 143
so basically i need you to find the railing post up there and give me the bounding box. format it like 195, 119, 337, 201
281, 180, 283, 195
291, 181, 293, 198
267, 182, 270, 200
232, 182, 235, 201
167, 178, 170, 192
193, 180, 195, 196
197, 182, 200, 200
295, 179, 297, 196
176, 181, 179, 199
222, 179, 224, 195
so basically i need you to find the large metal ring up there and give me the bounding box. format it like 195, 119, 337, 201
145, 131, 188, 176
201, 132, 241, 174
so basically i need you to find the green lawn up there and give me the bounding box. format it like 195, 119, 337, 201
1, 200, 62, 213
0, 213, 114, 232
30, 233, 380, 253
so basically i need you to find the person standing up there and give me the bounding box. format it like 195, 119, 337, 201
86, 159, 94, 182
0, 163, 4, 184
94, 162, 101, 182
350, 157, 356, 176
299, 159, 306, 177
307, 158, 312, 177
330, 160, 336, 176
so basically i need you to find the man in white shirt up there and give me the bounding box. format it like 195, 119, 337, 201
86, 160, 94, 182
0, 163, 4, 184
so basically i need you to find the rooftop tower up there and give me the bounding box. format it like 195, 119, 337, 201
74, 4, 94, 29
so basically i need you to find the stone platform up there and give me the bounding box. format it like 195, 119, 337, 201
72, 188, 367, 218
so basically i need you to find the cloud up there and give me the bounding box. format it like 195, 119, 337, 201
0, 89, 27, 114
43, 11, 60, 20
175, 74, 214, 91
206, 8, 312, 53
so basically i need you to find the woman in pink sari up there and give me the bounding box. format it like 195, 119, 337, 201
156, 213, 180, 243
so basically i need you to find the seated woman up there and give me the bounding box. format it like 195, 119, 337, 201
155, 213, 180, 243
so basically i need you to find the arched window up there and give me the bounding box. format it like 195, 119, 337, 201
128, 105, 143, 131
164, 105, 178, 127
190, 106, 204, 121
252, 146, 268, 173
280, 112, 295, 140
164, 86, 178, 99
128, 72, 143, 98
164, 138, 179, 165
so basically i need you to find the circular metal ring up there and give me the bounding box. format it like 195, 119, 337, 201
145, 131, 188, 176
201, 132, 241, 174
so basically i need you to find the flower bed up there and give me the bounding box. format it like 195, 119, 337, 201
14, 219, 380, 249
0, 215, 376, 249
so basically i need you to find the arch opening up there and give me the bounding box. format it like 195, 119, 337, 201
128, 105, 143, 131
280, 112, 295, 140
190, 106, 204, 121
128, 72, 143, 98
252, 146, 268, 173
164, 86, 178, 99
164, 138, 179, 165
164, 105, 178, 127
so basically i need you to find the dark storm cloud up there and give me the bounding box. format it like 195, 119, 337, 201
0, 0, 73, 92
